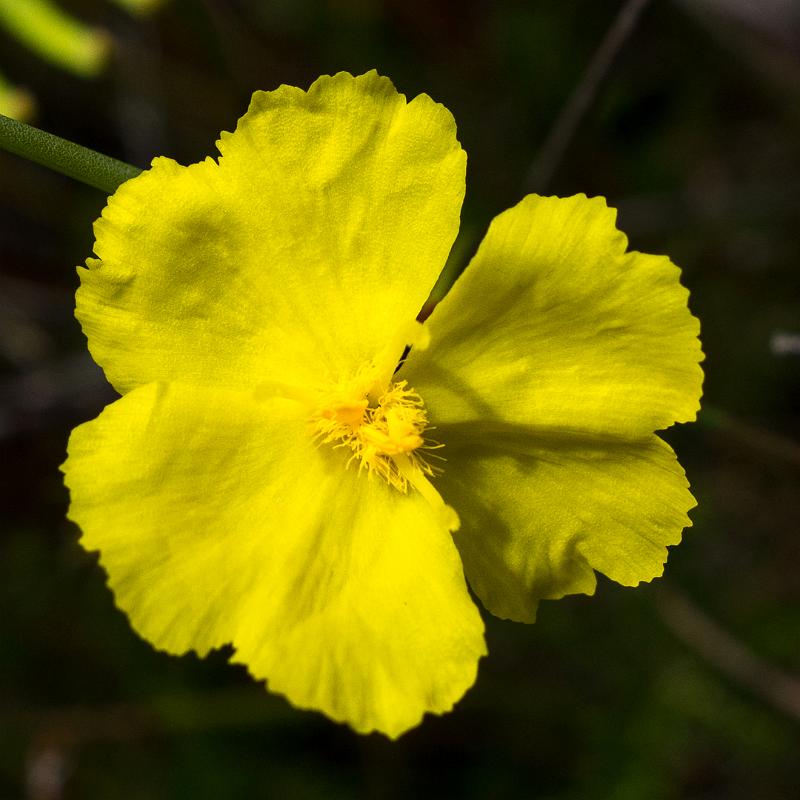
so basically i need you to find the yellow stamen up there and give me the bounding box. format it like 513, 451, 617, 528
321, 399, 368, 427
392, 452, 460, 532
311, 373, 444, 500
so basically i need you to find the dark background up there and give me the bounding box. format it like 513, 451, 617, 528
2, 1, 799, 797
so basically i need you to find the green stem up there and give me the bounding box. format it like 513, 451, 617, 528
0, 113, 141, 194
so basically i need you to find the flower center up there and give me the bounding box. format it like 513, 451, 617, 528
312, 378, 438, 492
307, 368, 459, 531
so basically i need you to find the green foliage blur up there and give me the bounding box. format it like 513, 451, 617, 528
2, 1, 799, 798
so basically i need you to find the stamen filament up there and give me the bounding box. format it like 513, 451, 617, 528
392, 452, 460, 532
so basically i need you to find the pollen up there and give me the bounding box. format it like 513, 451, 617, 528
312, 376, 439, 492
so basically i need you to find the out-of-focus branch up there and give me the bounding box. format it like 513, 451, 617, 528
524, 0, 652, 193
657, 586, 800, 722
12, 685, 297, 797
700, 405, 800, 469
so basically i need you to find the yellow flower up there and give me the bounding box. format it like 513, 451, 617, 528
62, 71, 704, 738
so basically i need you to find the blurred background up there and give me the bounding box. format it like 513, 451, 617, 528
1, 0, 799, 797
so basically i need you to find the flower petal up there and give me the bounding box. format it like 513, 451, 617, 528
403, 194, 703, 437
78, 71, 466, 394
62, 382, 485, 738
431, 423, 695, 622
